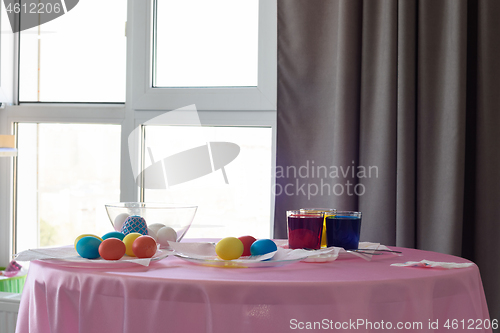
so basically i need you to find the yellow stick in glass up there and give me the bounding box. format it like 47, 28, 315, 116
300, 208, 336, 248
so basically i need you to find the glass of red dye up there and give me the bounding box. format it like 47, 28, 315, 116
300, 208, 336, 248
287, 210, 325, 249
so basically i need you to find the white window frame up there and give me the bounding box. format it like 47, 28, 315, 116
0, 0, 277, 267
131, 0, 277, 111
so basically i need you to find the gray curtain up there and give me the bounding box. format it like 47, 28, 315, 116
275, 0, 500, 318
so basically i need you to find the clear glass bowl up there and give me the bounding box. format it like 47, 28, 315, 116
104, 202, 197, 242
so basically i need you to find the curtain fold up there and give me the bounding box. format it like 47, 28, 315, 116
396, 0, 417, 248
416, 0, 468, 255
276, 0, 499, 317
473, 0, 500, 320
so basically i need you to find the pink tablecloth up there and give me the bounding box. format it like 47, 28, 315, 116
16, 242, 491, 333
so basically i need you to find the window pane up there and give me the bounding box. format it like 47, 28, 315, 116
16, 123, 121, 252
144, 126, 272, 238
155, 0, 259, 87
19, 0, 126, 102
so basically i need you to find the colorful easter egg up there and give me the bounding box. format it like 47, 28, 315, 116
215, 237, 244, 260
121, 215, 148, 236
123, 232, 142, 256
132, 235, 157, 258
99, 238, 126, 260
74, 234, 102, 249
238, 235, 257, 256
250, 239, 277, 256
102, 231, 125, 241
76, 236, 102, 259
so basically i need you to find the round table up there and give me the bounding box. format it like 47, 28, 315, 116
15, 241, 491, 333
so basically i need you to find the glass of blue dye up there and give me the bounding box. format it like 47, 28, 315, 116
325, 211, 362, 250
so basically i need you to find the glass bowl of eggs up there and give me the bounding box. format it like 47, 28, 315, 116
104, 203, 197, 246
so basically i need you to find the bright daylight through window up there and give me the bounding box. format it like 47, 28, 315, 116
15, 123, 121, 253
154, 0, 259, 87
144, 125, 272, 238
19, 0, 126, 102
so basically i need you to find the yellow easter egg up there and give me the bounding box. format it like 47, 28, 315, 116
74, 234, 103, 249
123, 232, 142, 257
215, 237, 244, 260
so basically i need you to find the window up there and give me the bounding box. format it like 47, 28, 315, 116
144, 125, 272, 238
131, 0, 276, 110
19, 0, 127, 102
154, 0, 259, 88
15, 123, 121, 253
0, 0, 277, 263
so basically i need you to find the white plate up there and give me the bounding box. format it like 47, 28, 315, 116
39, 249, 169, 268
173, 253, 306, 268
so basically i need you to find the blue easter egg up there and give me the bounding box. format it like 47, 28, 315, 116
250, 239, 277, 256
102, 231, 125, 241
120, 215, 148, 235
76, 236, 102, 259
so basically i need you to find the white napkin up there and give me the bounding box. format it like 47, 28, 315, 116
15, 247, 79, 261
272, 240, 400, 262
15, 246, 168, 267
167, 242, 340, 262
391, 260, 474, 269
274, 247, 341, 261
